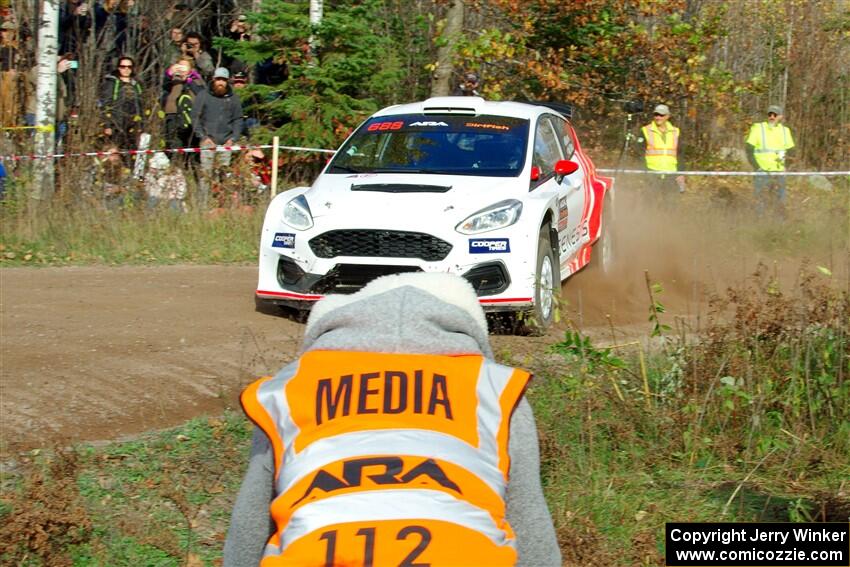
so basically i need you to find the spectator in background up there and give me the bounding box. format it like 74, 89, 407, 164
95, 0, 133, 57
24, 55, 71, 141
95, 145, 132, 210
745, 105, 795, 216
100, 55, 144, 150
239, 147, 271, 206
0, 160, 6, 201
192, 67, 242, 206
59, 0, 92, 55
181, 31, 214, 80
229, 68, 258, 138
222, 14, 251, 73
161, 56, 204, 153
0, 20, 18, 126
165, 25, 185, 66
166, 2, 190, 26
144, 151, 187, 212
637, 103, 685, 199
453, 71, 480, 96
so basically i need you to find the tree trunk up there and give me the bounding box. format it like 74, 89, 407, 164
33, 0, 59, 201
309, 0, 323, 56
430, 0, 464, 97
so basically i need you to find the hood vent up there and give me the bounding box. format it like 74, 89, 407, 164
351, 183, 452, 193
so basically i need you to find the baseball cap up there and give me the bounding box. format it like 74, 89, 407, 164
767, 105, 783, 115
213, 67, 230, 80
237, 14, 247, 21
653, 104, 670, 116
0, 21, 16, 30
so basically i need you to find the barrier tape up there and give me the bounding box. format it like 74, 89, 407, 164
0, 142, 336, 162
0, 142, 846, 176
597, 168, 850, 177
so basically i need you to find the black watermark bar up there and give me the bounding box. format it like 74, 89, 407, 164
666, 523, 849, 566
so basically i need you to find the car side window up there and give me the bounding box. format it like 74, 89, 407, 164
550, 115, 576, 159
532, 116, 564, 178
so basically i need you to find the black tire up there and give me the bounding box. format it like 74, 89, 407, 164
515, 231, 560, 336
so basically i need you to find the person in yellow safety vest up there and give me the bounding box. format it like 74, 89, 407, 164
638, 104, 686, 198
224, 273, 561, 567
745, 105, 795, 214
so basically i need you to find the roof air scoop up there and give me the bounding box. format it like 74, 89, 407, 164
422, 96, 483, 115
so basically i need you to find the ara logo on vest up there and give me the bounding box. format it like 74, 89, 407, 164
294, 456, 461, 506
315, 370, 453, 425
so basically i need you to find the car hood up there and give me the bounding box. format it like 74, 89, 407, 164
303, 173, 523, 227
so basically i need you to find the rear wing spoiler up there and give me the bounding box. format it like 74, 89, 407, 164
518, 100, 575, 120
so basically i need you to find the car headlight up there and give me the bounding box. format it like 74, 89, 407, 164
455, 199, 523, 235
283, 195, 313, 230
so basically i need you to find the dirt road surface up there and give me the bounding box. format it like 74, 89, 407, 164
0, 262, 657, 454
3, 194, 844, 455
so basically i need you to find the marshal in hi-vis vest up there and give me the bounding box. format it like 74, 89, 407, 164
746, 122, 795, 172
641, 122, 680, 172
241, 350, 531, 566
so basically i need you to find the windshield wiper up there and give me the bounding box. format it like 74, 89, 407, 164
369, 168, 452, 174
328, 164, 368, 173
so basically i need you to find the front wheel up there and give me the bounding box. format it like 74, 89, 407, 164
516, 231, 560, 335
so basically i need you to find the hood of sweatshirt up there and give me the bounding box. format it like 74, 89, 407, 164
302, 273, 493, 358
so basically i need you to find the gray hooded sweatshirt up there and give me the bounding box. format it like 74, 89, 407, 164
223, 275, 561, 566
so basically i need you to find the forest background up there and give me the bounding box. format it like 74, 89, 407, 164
2, 0, 848, 183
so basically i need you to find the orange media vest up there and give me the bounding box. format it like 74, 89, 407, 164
241, 350, 531, 566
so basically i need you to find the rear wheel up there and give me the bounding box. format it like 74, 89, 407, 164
590, 193, 615, 274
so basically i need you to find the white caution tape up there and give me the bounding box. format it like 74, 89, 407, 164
598, 168, 850, 177
0, 143, 336, 162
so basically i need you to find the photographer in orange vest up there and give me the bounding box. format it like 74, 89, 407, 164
224, 273, 560, 566
638, 103, 685, 199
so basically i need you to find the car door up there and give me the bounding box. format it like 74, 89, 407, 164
539, 115, 586, 270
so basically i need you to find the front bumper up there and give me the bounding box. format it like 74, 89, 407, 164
256, 256, 528, 312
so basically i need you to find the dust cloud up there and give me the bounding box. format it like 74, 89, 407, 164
559, 177, 848, 335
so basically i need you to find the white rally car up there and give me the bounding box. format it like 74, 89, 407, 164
256, 97, 613, 333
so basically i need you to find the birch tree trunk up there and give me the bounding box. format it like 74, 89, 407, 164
309, 0, 323, 56
33, 0, 59, 201
430, 0, 464, 97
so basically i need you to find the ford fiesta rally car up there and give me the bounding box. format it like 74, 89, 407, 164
256, 97, 613, 333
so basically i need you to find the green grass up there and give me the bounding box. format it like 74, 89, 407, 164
0, 207, 264, 266
529, 267, 849, 564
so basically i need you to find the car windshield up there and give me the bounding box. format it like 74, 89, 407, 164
327, 114, 529, 177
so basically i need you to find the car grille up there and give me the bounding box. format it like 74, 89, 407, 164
309, 230, 453, 262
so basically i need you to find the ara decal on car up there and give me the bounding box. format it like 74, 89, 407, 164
272, 232, 296, 248
408, 121, 449, 127
469, 238, 510, 253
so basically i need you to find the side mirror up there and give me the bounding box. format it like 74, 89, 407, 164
554, 159, 580, 183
